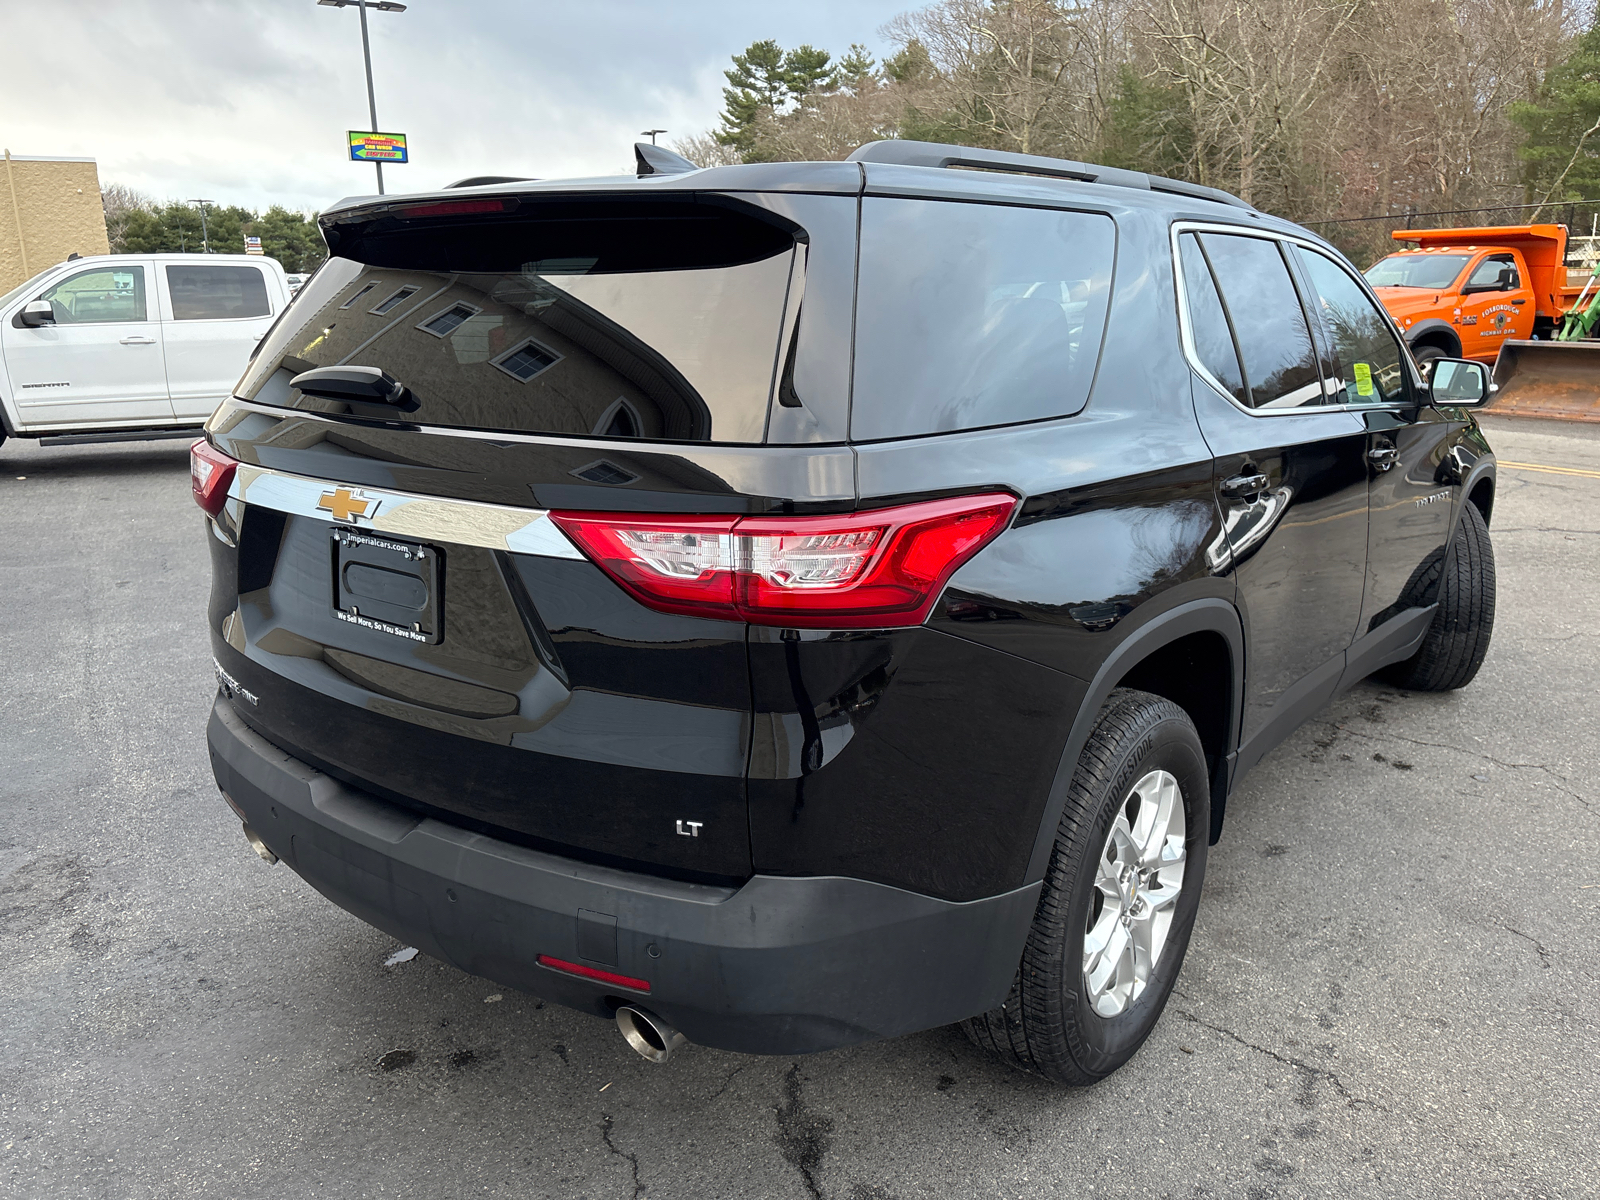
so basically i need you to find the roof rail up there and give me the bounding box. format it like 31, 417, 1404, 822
634, 143, 698, 177
845, 140, 1255, 212
445, 175, 536, 189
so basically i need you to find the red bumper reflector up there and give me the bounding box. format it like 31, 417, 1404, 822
190, 440, 239, 517
536, 954, 651, 993
551, 492, 1018, 628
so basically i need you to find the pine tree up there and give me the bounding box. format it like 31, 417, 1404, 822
1510, 25, 1600, 203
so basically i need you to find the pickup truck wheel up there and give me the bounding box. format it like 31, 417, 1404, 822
962, 688, 1209, 1085
1384, 501, 1495, 691
1412, 344, 1447, 366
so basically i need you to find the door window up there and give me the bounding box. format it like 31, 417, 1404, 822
165, 264, 271, 320
1296, 249, 1411, 406
1465, 254, 1517, 290
1177, 233, 1247, 405
1196, 233, 1324, 410
39, 266, 147, 324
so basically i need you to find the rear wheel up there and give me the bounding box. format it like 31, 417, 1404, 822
963, 689, 1209, 1085
1385, 501, 1495, 690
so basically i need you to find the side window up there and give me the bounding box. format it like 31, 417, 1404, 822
1296, 249, 1411, 406
851, 199, 1115, 440
1195, 233, 1324, 410
1177, 233, 1246, 405
166, 265, 271, 321
39, 266, 147, 324
1466, 254, 1517, 290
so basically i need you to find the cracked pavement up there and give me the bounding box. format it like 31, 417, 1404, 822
2, 414, 1596, 1199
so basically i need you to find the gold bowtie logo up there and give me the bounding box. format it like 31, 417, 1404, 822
317, 487, 376, 523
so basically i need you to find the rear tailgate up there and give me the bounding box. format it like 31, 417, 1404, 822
204, 189, 858, 882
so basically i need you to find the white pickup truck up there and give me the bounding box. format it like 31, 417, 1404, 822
0, 253, 293, 448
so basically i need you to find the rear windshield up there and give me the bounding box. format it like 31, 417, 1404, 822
235, 198, 803, 443
850, 198, 1115, 440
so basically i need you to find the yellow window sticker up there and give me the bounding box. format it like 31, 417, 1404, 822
1353, 362, 1374, 397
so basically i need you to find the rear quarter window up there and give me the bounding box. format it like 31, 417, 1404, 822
850, 199, 1114, 441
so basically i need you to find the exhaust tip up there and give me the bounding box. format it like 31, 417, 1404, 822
241, 822, 278, 865
615, 1005, 685, 1063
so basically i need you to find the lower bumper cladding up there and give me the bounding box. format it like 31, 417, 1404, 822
205, 697, 1038, 1055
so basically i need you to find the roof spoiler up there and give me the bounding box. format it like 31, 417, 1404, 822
846, 140, 1256, 212
445, 175, 536, 189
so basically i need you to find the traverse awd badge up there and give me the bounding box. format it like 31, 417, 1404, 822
317, 486, 380, 523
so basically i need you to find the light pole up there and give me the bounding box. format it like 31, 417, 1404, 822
187, 199, 214, 253
642, 129, 667, 145
317, 0, 407, 195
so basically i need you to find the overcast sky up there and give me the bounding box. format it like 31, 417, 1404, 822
0, 0, 911, 213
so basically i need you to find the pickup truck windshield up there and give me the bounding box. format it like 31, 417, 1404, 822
1365, 253, 1471, 290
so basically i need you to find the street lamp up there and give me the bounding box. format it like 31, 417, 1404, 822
641, 129, 667, 145
317, 0, 407, 195
187, 199, 214, 253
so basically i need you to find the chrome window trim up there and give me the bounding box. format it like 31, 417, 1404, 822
224, 462, 584, 561
1170, 220, 1420, 418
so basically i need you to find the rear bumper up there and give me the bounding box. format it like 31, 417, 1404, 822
206, 697, 1038, 1054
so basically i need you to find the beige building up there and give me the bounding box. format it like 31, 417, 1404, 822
1, 152, 111, 294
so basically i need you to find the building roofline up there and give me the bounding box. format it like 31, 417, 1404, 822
2, 154, 98, 164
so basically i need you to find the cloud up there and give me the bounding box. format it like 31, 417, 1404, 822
1, 0, 909, 212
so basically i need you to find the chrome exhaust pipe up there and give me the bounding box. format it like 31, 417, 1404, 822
241, 822, 278, 865
615, 1005, 685, 1063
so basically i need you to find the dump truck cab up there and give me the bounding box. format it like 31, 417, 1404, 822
1365, 226, 1578, 363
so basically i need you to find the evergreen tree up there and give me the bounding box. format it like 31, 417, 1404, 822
716, 40, 838, 160
1510, 25, 1600, 202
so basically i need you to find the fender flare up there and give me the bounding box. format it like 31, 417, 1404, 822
1404, 319, 1462, 357
1458, 458, 1496, 529
1023, 597, 1246, 884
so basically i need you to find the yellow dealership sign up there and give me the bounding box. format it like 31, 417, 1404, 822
348, 132, 408, 163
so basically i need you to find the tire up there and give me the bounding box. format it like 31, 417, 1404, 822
1384, 501, 1495, 691
1411, 344, 1448, 367
963, 688, 1210, 1085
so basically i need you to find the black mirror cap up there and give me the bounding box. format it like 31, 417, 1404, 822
289, 365, 419, 412
20, 300, 55, 327
1426, 357, 1493, 407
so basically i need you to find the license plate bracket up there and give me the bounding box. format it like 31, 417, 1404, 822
331, 528, 442, 644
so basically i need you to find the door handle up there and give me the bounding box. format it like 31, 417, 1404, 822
1220, 472, 1270, 497
119, 335, 157, 345
1512, 298, 1527, 305
1367, 445, 1399, 471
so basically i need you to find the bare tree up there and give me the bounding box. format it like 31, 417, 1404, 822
671, 132, 743, 169
101, 182, 152, 253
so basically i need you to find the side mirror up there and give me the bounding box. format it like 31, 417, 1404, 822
1498, 266, 1516, 290
1426, 357, 1494, 408
20, 300, 55, 327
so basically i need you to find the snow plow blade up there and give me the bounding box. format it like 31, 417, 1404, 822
1489, 340, 1600, 422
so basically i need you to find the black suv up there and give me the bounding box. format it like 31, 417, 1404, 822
197, 140, 1497, 1084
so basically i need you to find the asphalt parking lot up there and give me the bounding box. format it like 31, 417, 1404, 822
1, 414, 1596, 1200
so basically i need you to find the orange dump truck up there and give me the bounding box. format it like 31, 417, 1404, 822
1365, 225, 1600, 420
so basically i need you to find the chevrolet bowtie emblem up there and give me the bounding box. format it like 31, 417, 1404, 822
317, 486, 379, 523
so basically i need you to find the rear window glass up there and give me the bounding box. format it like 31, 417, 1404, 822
166, 264, 271, 320
850, 199, 1114, 440
235, 198, 804, 443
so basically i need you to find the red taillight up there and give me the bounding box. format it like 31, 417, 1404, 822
395, 198, 510, 218
551, 493, 1017, 629
536, 955, 650, 993
190, 441, 238, 517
